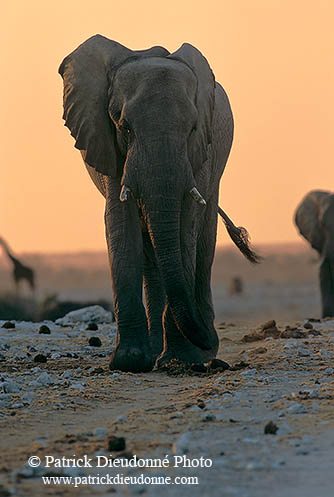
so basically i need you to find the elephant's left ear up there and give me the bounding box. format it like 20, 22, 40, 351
169, 43, 215, 174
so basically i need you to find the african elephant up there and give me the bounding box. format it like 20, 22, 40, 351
59, 35, 258, 372
294, 190, 334, 317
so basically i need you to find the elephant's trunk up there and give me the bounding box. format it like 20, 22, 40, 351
141, 198, 217, 351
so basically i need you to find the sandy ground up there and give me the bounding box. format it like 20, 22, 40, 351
1, 308, 334, 497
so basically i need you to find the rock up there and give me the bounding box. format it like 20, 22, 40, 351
94, 427, 108, 439
38, 325, 51, 334
297, 348, 311, 357
240, 368, 257, 377
88, 337, 102, 347
287, 402, 307, 414
87, 322, 98, 331
207, 359, 230, 371
280, 327, 307, 339
264, 421, 278, 435
107, 436, 126, 451
56, 305, 113, 326
116, 415, 128, 423
172, 432, 191, 455
36, 372, 55, 386
262, 320, 276, 330
202, 414, 216, 422
70, 383, 85, 392
304, 322, 313, 330
61, 370, 74, 379
34, 354, 47, 363
1, 322, 15, 329
1, 380, 20, 393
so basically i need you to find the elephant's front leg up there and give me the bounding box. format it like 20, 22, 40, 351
105, 182, 154, 372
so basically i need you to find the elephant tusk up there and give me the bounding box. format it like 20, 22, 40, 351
120, 185, 131, 202
189, 187, 206, 205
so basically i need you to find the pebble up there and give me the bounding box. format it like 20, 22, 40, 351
38, 325, 51, 334
36, 372, 55, 386
61, 370, 74, 379
116, 415, 128, 423
264, 421, 278, 435
94, 427, 108, 439
88, 337, 102, 347
172, 432, 191, 455
87, 322, 98, 331
240, 369, 257, 377
1, 380, 20, 393
34, 354, 47, 363
1, 322, 15, 329
107, 436, 126, 451
287, 402, 307, 414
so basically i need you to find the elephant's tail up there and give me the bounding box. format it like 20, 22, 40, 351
217, 206, 262, 264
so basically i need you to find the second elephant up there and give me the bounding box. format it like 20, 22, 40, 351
294, 190, 334, 317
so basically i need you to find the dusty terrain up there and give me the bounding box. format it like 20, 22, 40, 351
1, 305, 334, 497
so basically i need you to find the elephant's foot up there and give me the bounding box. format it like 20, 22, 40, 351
155, 344, 217, 370
109, 343, 155, 373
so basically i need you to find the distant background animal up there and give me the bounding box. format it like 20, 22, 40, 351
294, 190, 334, 317
229, 276, 244, 296
0, 237, 35, 294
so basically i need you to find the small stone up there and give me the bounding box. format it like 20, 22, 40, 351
94, 427, 108, 439
34, 354, 47, 363
287, 402, 307, 414
172, 432, 191, 455
38, 325, 51, 334
303, 322, 313, 330
87, 322, 98, 331
107, 436, 126, 451
264, 421, 278, 435
241, 368, 257, 377
88, 337, 102, 347
262, 320, 276, 330
1, 322, 15, 329
116, 415, 128, 423
202, 414, 216, 422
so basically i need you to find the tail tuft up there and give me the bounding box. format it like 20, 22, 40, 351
218, 207, 262, 264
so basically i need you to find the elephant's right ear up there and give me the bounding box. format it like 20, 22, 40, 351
59, 35, 133, 177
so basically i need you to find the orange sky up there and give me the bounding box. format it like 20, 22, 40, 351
1, 0, 333, 253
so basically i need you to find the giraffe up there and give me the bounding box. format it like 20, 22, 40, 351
0, 237, 35, 293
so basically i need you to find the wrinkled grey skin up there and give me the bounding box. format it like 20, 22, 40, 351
59, 35, 234, 372
295, 190, 334, 318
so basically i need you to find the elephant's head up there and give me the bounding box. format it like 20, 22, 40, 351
59, 35, 217, 350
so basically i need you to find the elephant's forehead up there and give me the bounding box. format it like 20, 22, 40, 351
114, 57, 197, 98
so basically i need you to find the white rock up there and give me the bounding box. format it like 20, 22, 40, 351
36, 372, 55, 386
61, 370, 74, 379
70, 383, 85, 392
287, 402, 307, 414
93, 427, 108, 439
56, 305, 113, 326
116, 415, 128, 423
172, 432, 191, 455
1, 380, 20, 393
325, 367, 334, 374
241, 369, 257, 377
22, 393, 34, 404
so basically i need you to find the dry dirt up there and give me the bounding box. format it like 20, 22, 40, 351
1, 313, 334, 497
